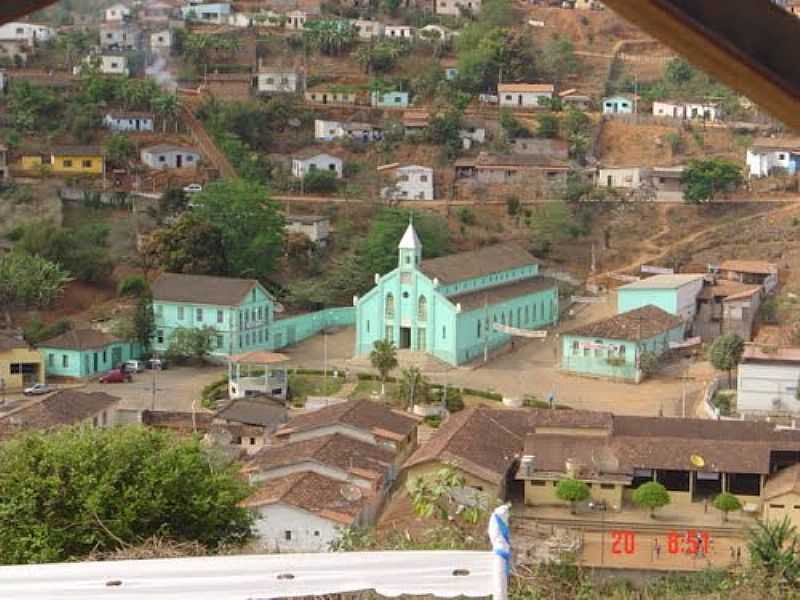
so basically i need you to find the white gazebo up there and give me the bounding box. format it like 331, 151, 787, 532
228, 351, 290, 401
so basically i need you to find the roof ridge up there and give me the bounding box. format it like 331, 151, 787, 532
482, 409, 525, 441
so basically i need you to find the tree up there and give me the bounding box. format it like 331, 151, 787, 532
303, 170, 339, 194
105, 133, 135, 168
370, 339, 398, 396
632, 481, 670, 518
397, 366, 430, 410
133, 292, 156, 351
407, 467, 487, 525
146, 213, 229, 276
0, 252, 71, 325
303, 20, 357, 56
555, 478, 590, 515
681, 159, 743, 203
540, 37, 579, 85
709, 333, 745, 386
536, 113, 559, 139
638, 351, 659, 379
0, 427, 252, 564
665, 57, 695, 85
167, 326, 217, 364
190, 180, 285, 279
748, 517, 800, 584
152, 93, 179, 133
712, 492, 742, 523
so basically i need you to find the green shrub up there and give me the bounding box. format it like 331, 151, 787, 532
457, 207, 476, 226
423, 415, 442, 428
201, 376, 228, 409
118, 274, 149, 297
461, 387, 502, 401
23, 315, 71, 345
303, 170, 339, 193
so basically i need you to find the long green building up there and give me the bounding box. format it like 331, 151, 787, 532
354, 224, 559, 366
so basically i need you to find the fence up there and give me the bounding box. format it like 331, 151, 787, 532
270, 307, 355, 350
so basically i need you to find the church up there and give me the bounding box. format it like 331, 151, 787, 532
354, 224, 559, 366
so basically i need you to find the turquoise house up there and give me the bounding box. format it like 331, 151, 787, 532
371, 90, 409, 108
354, 224, 559, 366
39, 329, 141, 379
617, 274, 705, 322
561, 305, 685, 383
151, 272, 356, 356
602, 95, 634, 114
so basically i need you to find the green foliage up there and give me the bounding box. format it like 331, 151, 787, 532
104, 133, 136, 167
370, 339, 398, 393
146, 213, 229, 276
118, 275, 148, 298
22, 315, 71, 346
539, 37, 579, 85
632, 481, 670, 517
158, 187, 189, 216
190, 180, 286, 279
7, 81, 61, 133
0, 252, 71, 319
682, 159, 743, 203
555, 478, 590, 514
665, 57, 696, 85
748, 517, 800, 585
499, 108, 529, 140
426, 109, 463, 158
457, 207, 476, 225
303, 20, 357, 56
638, 350, 659, 378
529, 202, 587, 257
0, 427, 252, 564
354, 41, 409, 74
303, 170, 339, 193
166, 326, 217, 364
665, 131, 685, 155
506, 196, 521, 217
408, 467, 487, 524
712, 492, 742, 522
397, 366, 431, 408
201, 376, 229, 409
133, 292, 156, 350
455, 27, 536, 93
536, 113, 559, 139
708, 333, 745, 384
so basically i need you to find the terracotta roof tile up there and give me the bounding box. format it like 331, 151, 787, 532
718, 260, 778, 275
563, 305, 684, 342
215, 397, 288, 428
152, 272, 261, 306
764, 464, 800, 501
419, 243, 539, 285
39, 328, 122, 351
0, 390, 119, 432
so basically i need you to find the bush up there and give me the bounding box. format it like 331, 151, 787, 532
457, 207, 476, 225
303, 170, 339, 194
22, 315, 71, 345
117, 274, 148, 297
632, 481, 670, 517
555, 478, 590, 514
201, 376, 228, 409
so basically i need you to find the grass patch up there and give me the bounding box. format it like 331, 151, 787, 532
711, 389, 736, 416
350, 380, 400, 402
288, 374, 344, 407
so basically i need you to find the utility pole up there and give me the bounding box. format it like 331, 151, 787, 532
483, 295, 489, 364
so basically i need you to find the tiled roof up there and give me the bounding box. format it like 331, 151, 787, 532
0, 390, 119, 431
142, 144, 198, 154
764, 464, 800, 501
419, 243, 539, 285
293, 148, 342, 161
617, 273, 705, 290
152, 272, 260, 306
274, 399, 419, 441
52, 146, 104, 156
140, 409, 214, 433
563, 305, 683, 342
498, 83, 555, 93
107, 110, 154, 119
447, 276, 557, 312
750, 137, 800, 152
474, 153, 570, 169
215, 397, 288, 428
742, 344, 800, 364
0, 333, 28, 353
39, 328, 121, 350
242, 471, 369, 523
245, 433, 394, 477
718, 260, 777, 275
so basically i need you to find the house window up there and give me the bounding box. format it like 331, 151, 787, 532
63, 160, 73, 168
328, 163, 336, 171
159, 156, 166, 162
216, 335, 223, 348
442, 325, 446, 340
186, 155, 194, 162
366, 320, 370, 333
196, 308, 203, 321
385, 293, 395, 319
48, 354, 54, 367
779, 153, 787, 161
178, 306, 184, 320
477, 320, 481, 338
266, 77, 274, 84
284, 531, 292, 541
257, 307, 263, 321
529, 480, 546, 487
62, 355, 69, 368
314, 530, 320, 536
102, 350, 107, 362
217, 310, 224, 324
524, 305, 529, 323
418, 296, 428, 321
572, 341, 580, 354
600, 483, 616, 490
249, 437, 256, 445
505, 95, 512, 101
420, 175, 428, 182
157, 330, 164, 344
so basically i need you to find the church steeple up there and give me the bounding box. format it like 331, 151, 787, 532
398, 219, 422, 268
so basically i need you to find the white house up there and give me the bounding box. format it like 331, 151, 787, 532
602, 95, 634, 114
384, 25, 415, 39
100, 54, 129, 75
141, 144, 201, 169
180, 2, 232, 23
150, 30, 172, 50
257, 71, 298, 94
292, 151, 343, 179
99, 24, 141, 50
314, 120, 344, 142
0, 22, 55, 45
286, 215, 331, 246
105, 3, 131, 22
458, 121, 486, 150
285, 10, 311, 30
737, 345, 800, 417
652, 101, 721, 121
351, 19, 384, 40
498, 83, 554, 108
436, 0, 481, 16
746, 138, 800, 178
104, 111, 155, 132
597, 166, 646, 189
380, 164, 434, 201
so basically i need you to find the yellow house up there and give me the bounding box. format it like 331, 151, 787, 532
20, 154, 44, 170
0, 333, 44, 392
51, 146, 105, 175
762, 464, 800, 528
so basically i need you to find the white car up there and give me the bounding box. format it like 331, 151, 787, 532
23, 383, 52, 396
183, 183, 203, 194
125, 360, 145, 373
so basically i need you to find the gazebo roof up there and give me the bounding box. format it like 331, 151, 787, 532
228, 351, 290, 365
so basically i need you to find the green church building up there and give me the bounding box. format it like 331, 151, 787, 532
354, 224, 559, 366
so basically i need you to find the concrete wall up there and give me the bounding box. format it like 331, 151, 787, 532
142, 149, 200, 169
252, 504, 342, 552
524, 479, 624, 510
499, 91, 552, 108
763, 491, 800, 528
0, 346, 44, 390
270, 307, 355, 351
436, 0, 480, 15
617, 280, 704, 321
51, 154, 104, 175
404, 461, 501, 506
738, 361, 800, 415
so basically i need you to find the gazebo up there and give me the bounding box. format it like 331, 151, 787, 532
227, 351, 290, 402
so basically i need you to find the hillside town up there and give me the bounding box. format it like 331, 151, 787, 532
3, 0, 800, 597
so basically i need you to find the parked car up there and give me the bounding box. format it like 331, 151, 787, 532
23, 383, 52, 396
125, 360, 145, 373
183, 183, 203, 194
146, 358, 168, 370
99, 369, 132, 383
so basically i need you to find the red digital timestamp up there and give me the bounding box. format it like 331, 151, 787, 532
610, 530, 711, 555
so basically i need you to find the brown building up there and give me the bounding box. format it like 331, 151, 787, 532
455, 152, 570, 187
214, 395, 288, 455
202, 73, 254, 101
715, 259, 779, 292
695, 278, 761, 341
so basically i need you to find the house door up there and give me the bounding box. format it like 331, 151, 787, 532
322, 94, 328, 105
517, 94, 522, 107
607, 176, 613, 188
416, 328, 426, 351
93, 353, 98, 373
399, 327, 411, 349
176, 154, 182, 168
112, 346, 122, 368
135, 119, 140, 131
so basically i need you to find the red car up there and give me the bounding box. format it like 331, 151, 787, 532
99, 369, 132, 384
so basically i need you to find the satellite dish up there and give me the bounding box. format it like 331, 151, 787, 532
690, 454, 705, 468
340, 484, 363, 502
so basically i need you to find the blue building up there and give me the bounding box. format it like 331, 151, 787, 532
602, 95, 634, 114
371, 90, 409, 108
617, 274, 705, 322
181, 2, 231, 22
39, 329, 140, 379
354, 224, 559, 366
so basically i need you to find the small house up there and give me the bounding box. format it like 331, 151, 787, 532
602, 95, 634, 114
0, 332, 43, 392
286, 215, 331, 246
213, 396, 288, 455
181, 2, 232, 23
351, 19, 384, 39
99, 53, 129, 75
559, 89, 592, 110
436, 0, 481, 16
402, 109, 429, 134
380, 164, 434, 201
597, 166, 647, 189
341, 121, 383, 142
203, 73, 253, 101
141, 144, 200, 170
104, 111, 155, 132
304, 86, 358, 106
38, 329, 140, 379
150, 30, 172, 50
459, 152, 570, 186
695, 279, 761, 341
653, 101, 721, 121
560, 305, 685, 383
314, 119, 343, 142
0, 22, 55, 45
99, 23, 141, 50
650, 166, 686, 194
0, 390, 119, 439
285, 10, 312, 30
616, 273, 706, 321
746, 137, 800, 178
257, 70, 298, 94
498, 83, 554, 108
105, 3, 131, 22
370, 90, 409, 108
51, 146, 105, 175
291, 150, 343, 179
714, 259, 779, 292
738, 345, 800, 417
384, 25, 415, 39
458, 121, 486, 149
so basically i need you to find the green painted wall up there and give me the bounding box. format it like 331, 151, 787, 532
41, 342, 141, 378
617, 288, 678, 316
270, 308, 355, 350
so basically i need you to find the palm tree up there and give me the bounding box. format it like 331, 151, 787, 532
152, 93, 179, 133
303, 21, 356, 56
369, 339, 398, 397
748, 517, 800, 584
398, 366, 429, 410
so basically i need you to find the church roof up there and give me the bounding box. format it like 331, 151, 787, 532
419, 243, 539, 285
398, 223, 421, 250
